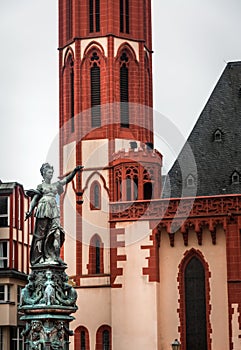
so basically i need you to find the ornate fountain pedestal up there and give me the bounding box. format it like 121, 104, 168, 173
19, 264, 77, 350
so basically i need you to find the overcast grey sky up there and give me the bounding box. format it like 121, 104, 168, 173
1, 0, 241, 189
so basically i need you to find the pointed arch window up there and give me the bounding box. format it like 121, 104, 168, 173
186, 174, 196, 188
90, 181, 101, 210
64, 54, 75, 132
185, 257, 207, 350
90, 52, 101, 127
231, 171, 240, 184
120, 0, 129, 33
125, 167, 138, 201
213, 128, 223, 142
120, 52, 129, 127
89, 0, 100, 33
88, 235, 104, 274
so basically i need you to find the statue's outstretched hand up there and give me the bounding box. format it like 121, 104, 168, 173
25, 211, 33, 221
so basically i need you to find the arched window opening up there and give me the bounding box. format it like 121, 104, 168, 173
90, 181, 101, 210
89, 0, 100, 33
96, 325, 112, 350
74, 326, 90, 350
231, 171, 240, 184
90, 52, 101, 127
64, 54, 75, 132
88, 235, 104, 275
120, 0, 129, 33
185, 257, 207, 350
120, 52, 129, 127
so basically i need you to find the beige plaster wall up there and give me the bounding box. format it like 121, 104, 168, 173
70, 287, 111, 350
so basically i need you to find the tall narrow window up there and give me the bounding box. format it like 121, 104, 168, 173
103, 330, 110, 350
185, 257, 207, 350
70, 64, 75, 132
75, 326, 90, 350
81, 330, 86, 350
0, 197, 8, 227
89, 0, 100, 33
90, 181, 101, 210
0, 242, 8, 268
120, 52, 129, 127
88, 235, 104, 274
90, 52, 101, 127
96, 326, 111, 350
0, 327, 3, 350
66, 0, 72, 40
10, 327, 24, 350
120, 0, 129, 33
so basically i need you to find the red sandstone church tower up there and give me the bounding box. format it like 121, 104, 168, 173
58, 1, 162, 349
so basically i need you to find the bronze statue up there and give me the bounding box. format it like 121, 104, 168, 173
25, 163, 83, 266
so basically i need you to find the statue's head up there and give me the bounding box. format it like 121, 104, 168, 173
40, 163, 54, 181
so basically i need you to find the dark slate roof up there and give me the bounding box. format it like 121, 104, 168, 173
162, 61, 241, 198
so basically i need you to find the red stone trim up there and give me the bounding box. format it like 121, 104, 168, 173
141, 226, 160, 282
74, 325, 90, 350
110, 227, 126, 288
177, 249, 212, 350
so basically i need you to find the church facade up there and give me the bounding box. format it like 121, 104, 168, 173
58, 1, 241, 350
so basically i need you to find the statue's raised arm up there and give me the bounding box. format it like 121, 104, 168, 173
59, 165, 83, 186
25, 163, 83, 266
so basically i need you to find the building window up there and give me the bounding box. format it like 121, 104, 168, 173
231, 171, 240, 184
66, 0, 72, 40
120, 52, 129, 127
89, 0, 100, 33
103, 330, 110, 350
0, 196, 8, 227
125, 167, 138, 200
0, 327, 3, 350
70, 63, 75, 132
74, 326, 90, 350
88, 235, 104, 274
213, 129, 223, 142
120, 0, 129, 33
185, 257, 207, 350
90, 181, 101, 210
17, 286, 23, 304
0, 241, 8, 268
10, 327, 24, 350
0, 284, 10, 302
186, 174, 196, 188
96, 325, 111, 350
90, 52, 101, 127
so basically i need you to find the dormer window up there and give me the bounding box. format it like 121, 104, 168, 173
186, 174, 196, 188
231, 171, 240, 184
213, 129, 223, 142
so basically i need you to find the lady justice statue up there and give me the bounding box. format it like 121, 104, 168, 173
25, 163, 83, 266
